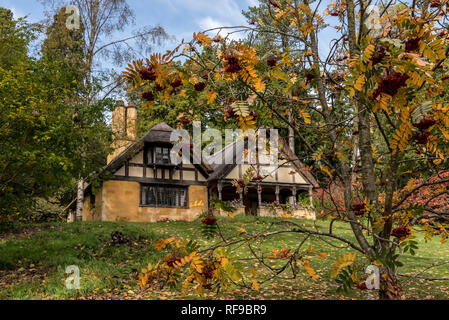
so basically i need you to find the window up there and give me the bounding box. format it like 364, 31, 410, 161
155, 147, 171, 164
90, 194, 96, 207
141, 184, 188, 207
146, 146, 171, 165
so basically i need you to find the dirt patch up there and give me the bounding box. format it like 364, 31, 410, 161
0, 265, 51, 293
0, 225, 62, 242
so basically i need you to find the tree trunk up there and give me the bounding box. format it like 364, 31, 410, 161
379, 267, 404, 300
75, 178, 84, 221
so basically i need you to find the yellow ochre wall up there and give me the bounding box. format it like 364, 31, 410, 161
83, 180, 208, 222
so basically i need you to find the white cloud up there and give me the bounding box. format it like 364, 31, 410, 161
7, 7, 25, 18
197, 16, 223, 31
190, 0, 250, 40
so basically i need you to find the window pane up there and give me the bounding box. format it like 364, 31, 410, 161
146, 149, 153, 164
141, 185, 187, 207
180, 189, 186, 207
155, 147, 162, 163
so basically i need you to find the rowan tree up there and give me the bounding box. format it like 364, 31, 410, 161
124, 0, 449, 299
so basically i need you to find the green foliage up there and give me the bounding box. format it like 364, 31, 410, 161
400, 238, 419, 256
40, 7, 86, 98
374, 248, 404, 271
0, 8, 37, 68
210, 198, 238, 213
0, 12, 112, 222
334, 265, 358, 294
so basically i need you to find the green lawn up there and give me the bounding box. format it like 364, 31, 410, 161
0, 216, 448, 300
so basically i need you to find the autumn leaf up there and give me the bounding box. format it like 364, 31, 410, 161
251, 279, 260, 291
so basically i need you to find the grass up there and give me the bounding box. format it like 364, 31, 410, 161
0, 216, 448, 300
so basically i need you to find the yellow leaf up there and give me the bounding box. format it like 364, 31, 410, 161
316, 252, 328, 259
354, 74, 366, 92
251, 279, 260, 291
330, 252, 356, 278
206, 89, 218, 104
301, 260, 320, 281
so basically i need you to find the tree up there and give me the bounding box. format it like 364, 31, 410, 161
124, 0, 449, 299
0, 8, 34, 68
40, 7, 86, 100
40, 0, 170, 219
0, 10, 111, 224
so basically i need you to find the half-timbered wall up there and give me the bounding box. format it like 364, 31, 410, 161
223, 163, 308, 186
82, 145, 209, 222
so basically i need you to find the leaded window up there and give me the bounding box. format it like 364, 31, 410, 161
140, 184, 187, 207
155, 147, 170, 164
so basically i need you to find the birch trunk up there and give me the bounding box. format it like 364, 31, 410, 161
75, 178, 84, 221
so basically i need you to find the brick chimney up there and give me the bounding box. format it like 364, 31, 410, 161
107, 100, 137, 164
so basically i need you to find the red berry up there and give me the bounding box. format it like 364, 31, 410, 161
202, 283, 213, 290
194, 82, 206, 92
371, 46, 386, 65
201, 217, 217, 226
412, 131, 431, 145
154, 83, 164, 92
171, 78, 183, 88
352, 202, 366, 216
405, 37, 421, 52
357, 282, 368, 290
224, 55, 242, 73
249, 110, 258, 120
305, 71, 315, 83
391, 226, 410, 239
373, 72, 409, 98
139, 67, 157, 81
141, 91, 155, 101
267, 57, 278, 67
413, 118, 437, 131
430, 0, 442, 8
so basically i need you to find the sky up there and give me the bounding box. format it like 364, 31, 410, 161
2, 0, 338, 57
1, 0, 259, 54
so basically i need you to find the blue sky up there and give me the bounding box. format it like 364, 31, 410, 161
2, 0, 258, 54
2, 0, 338, 57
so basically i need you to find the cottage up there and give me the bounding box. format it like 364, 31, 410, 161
74, 101, 318, 223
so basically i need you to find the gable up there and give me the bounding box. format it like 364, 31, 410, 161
223, 163, 308, 185
112, 146, 208, 183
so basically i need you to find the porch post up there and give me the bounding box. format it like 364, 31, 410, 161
275, 185, 280, 203
309, 186, 314, 208
218, 181, 223, 201
239, 187, 244, 202
257, 184, 262, 207
291, 186, 297, 205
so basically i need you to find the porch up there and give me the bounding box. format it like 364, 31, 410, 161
212, 180, 316, 220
